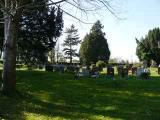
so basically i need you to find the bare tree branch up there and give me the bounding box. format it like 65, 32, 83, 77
61, 0, 123, 22
0, 1, 5, 8
1, 0, 123, 24
58, 5, 93, 24
0, 0, 5, 11
17, 0, 66, 10
97, 0, 121, 19
64, 1, 101, 12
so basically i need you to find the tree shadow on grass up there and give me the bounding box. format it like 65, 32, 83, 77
0, 71, 160, 120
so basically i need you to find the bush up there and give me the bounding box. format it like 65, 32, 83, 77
96, 60, 106, 71
45, 64, 53, 72
16, 64, 23, 68
38, 65, 44, 69
133, 62, 142, 68
140, 72, 150, 79
140, 69, 150, 79
26, 65, 37, 70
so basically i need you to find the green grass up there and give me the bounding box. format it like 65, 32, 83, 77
0, 70, 160, 120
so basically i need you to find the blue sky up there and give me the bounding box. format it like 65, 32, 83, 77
58, 0, 160, 62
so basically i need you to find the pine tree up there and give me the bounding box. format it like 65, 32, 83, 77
63, 25, 81, 64
80, 20, 110, 65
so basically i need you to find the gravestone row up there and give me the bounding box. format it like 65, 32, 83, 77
44, 63, 153, 79
117, 65, 129, 78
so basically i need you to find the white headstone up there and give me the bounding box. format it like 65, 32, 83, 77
79, 67, 89, 76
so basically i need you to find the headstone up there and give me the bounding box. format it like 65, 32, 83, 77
123, 68, 129, 77
136, 67, 150, 79
91, 70, 99, 78
158, 65, 160, 75
59, 64, 65, 73
117, 65, 123, 77
132, 67, 137, 75
74, 69, 80, 80
79, 67, 89, 77
107, 67, 114, 78
136, 68, 144, 77
117, 65, 128, 78
53, 64, 65, 73
158, 67, 160, 75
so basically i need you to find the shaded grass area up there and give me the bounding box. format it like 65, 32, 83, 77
0, 70, 160, 120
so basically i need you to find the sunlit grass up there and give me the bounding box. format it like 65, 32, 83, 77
0, 70, 160, 120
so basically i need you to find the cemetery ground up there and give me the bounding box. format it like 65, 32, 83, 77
0, 69, 160, 120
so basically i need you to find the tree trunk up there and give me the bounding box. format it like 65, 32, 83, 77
70, 54, 72, 64
2, 1, 18, 95
0, 48, 2, 59
70, 45, 72, 64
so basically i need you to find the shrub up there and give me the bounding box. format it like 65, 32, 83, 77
133, 62, 142, 68
45, 64, 53, 72
27, 64, 38, 70
38, 65, 44, 69
140, 72, 150, 79
96, 60, 106, 71
16, 64, 23, 69
140, 69, 150, 79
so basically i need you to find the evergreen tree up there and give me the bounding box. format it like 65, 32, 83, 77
80, 20, 110, 65
18, 6, 63, 66
136, 28, 160, 65
63, 24, 81, 64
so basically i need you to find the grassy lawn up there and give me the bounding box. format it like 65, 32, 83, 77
0, 70, 160, 120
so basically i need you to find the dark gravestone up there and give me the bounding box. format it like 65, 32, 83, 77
91, 67, 99, 78
117, 65, 123, 77
117, 66, 128, 78
158, 67, 160, 75
132, 67, 137, 75
107, 67, 114, 78
74, 69, 80, 80
59, 64, 65, 73
123, 68, 129, 78
45, 64, 53, 72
